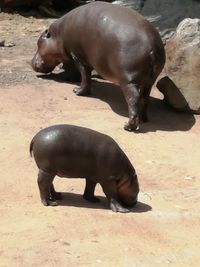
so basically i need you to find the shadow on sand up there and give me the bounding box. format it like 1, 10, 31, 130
38, 72, 196, 133
56, 192, 152, 213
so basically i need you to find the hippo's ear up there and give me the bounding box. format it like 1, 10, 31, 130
42, 29, 51, 39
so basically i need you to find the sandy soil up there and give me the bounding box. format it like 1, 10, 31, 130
0, 12, 200, 267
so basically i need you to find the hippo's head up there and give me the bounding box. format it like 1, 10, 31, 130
117, 173, 139, 207
31, 28, 65, 74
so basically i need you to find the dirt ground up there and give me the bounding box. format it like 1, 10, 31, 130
0, 12, 200, 267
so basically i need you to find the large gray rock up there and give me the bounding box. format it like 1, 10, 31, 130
157, 18, 200, 114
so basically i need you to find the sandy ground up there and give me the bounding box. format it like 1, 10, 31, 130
0, 12, 200, 267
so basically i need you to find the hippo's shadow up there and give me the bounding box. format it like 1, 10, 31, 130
90, 80, 196, 133
37, 72, 196, 132
139, 97, 196, 133
37, 71, 80, 85
57, 192, 152, 213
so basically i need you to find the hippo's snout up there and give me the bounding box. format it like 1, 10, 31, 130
31, 52, 44, 72
31, 52, 54, 74
123, 195, 138, 207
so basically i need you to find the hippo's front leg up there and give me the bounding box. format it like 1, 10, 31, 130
72, 54, 92, 96
62, 59, 81, 82
121, 83, 140, 132
101, 180, 130, 213
110, 198, 130, 213
83, 179, 100, 203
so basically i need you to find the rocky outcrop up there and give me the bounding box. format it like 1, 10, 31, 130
142, 0, 200, 40
157, 18, 200, 114
111, 0, 200, 40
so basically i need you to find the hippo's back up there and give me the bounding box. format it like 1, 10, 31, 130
59, 1, 165, 83
64, 1, 157, 38
30, 125, 128, 178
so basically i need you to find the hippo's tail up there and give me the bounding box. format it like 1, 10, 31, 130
29, 138, 34, 157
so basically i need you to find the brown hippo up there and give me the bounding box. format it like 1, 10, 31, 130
30, 125, 139, 213
32, 1, 165, 131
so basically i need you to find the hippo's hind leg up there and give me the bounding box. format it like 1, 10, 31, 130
83, 179, 99, 203
120, 82, 140, 131
101, 180, 130, 213
71, 54, 92, 96
139, 84, 153, 123
37, 169, 57, 206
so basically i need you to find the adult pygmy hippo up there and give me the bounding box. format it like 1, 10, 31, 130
30, 125, 139, 213
32, 1, 165, 131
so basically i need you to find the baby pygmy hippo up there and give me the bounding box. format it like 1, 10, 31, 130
30, 125, 139, 213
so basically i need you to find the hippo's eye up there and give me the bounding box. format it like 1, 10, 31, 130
46, 31, 50, 38
42, 29, 51, 39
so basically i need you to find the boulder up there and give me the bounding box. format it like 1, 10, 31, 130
157, 18, 200, 114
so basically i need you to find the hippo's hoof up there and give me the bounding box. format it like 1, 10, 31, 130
124, 122, 139, 132
110, 198, 130, 213
124, 116, 140, 132
83, 195, 100, 203
73, 87, 90, 96
42, 199, 58, 206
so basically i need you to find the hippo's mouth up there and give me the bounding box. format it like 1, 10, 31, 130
34, 65, 54, 74
120, 196, 138, 208
126, 199, 138, 207
32, 60, 54, 74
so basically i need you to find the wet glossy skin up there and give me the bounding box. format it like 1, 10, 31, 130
32, 2, 165, 131
30, 124, 139, 213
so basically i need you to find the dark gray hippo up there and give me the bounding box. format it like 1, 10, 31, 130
32, 1, 165, 131
30, 125, 139, 213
